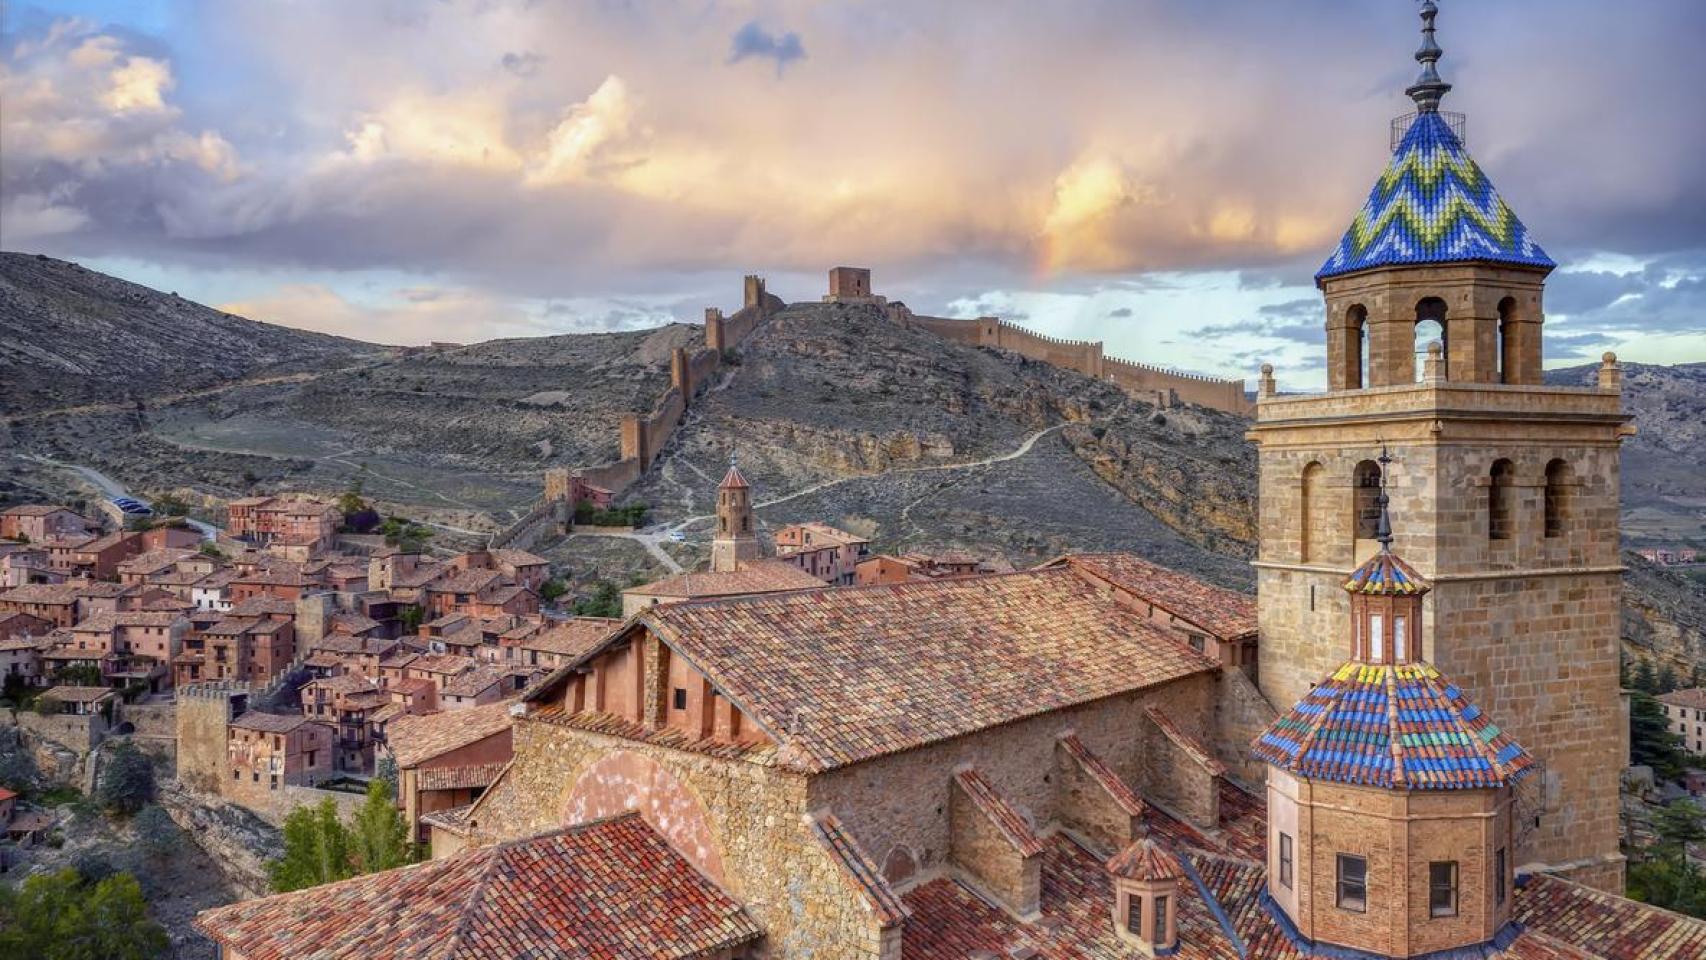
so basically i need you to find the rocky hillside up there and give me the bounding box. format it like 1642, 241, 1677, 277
1546, 360, 1706, 545
0, 253, 374, 415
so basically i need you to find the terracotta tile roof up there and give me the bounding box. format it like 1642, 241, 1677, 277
489, 548, 548, 567
416, 762, 508, 792
1057, 733, 1145, 816
623, 559, 827, 599
388, 699, 515, 768
73, 580, 131, 598
1253, 660, 1536, 790
1215, 780, 1269, 862
3, 504, 77, 517
1658, 688, 1706, 711
0, 583, 82, 605
507, 617, 618, 658
381, 652, 420, 670
1513, 873, 1706, 959
114, 611, 184, 628
811, 812, 910, 927
776, 522, 869, 550
718, 462, 750, 489
1146, 705, 1229, 776
1106, 836, 1185, 881
201, 616, 262, 637
429, 569, 503, 595
442, 666, 504, 698
531, 707, 779, 765
390, 676, 436, 698
303, 651, 344, 669
1344, 550, 1430, 595
329, 612, 381, 635
305, 674, 378, 696
117, 548, 194, 575
1047, 553, 1257, 641
196, 813, 760, 960
232, 712, 324, 735
419, 802, 475, 836
411, 653, 477, 676
954, 767, 1045, 857
612, 568, 1216, 772
391, 562, 448, 589
42, 685, 116, 703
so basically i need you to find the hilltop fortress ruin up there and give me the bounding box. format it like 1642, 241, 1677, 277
492, 267, 1247, 548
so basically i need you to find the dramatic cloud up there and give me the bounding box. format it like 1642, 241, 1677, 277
727, 21, 805, 74
1, 0, 1701, 381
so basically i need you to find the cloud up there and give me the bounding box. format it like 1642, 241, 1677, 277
0, 0, 1701, 377
727, 21, 805, 74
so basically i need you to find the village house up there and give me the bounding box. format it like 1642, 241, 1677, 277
496, 617, 619, 671
0, 544, 57, 587
0, 505, 90, 543
226, 496, 340, 556
773, 522, 870, 586
0, 581, 85, 629
1659, 688, 1706, 756
300, 673, 388, 772
386, 699, 515, 844
853, 551, 1000, 585
0, 633, 51, 689
36, 534, 96, 576
226, 712, 336, 802
39, 685, 117, 717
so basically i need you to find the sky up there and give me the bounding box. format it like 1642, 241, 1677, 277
2, 0, 1703, 390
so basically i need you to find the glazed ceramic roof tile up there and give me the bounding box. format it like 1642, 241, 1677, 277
1252, 661, 1535, 790
1344, 551, 1430, 596
1318, 111, 1554, 281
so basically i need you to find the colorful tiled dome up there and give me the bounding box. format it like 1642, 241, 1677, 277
1252, 661, 1535, 790
1316, 111, 1554, 282
1344, 551, 1430, 596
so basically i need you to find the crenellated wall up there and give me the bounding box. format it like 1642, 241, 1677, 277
907, 312, 1250, 415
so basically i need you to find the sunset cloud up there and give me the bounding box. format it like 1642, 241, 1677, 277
2, 0, 1702, 384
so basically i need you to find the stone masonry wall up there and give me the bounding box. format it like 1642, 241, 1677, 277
1252, 381, 1627, 890
806, 673, 1217, 882
469, 717, 890, 959
948, 774, 1040, 916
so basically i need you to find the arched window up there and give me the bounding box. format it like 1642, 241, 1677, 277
1302, 462, 1326, 563
1344, 304, 1369, 390
1353, 460, 1382, 541
1488, 459, 1516, 541
1497, 297, 1518, 384
1544, 459, 1572, 538
1416, 298, 1448, 382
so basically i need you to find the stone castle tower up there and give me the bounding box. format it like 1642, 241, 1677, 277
1251, 2, 1629, 891
709, 459, 760, 573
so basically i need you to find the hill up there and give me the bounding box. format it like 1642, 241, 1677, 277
1546, 360, 1706, 545
0, 252, 374, 415
0, 257, 1700, 667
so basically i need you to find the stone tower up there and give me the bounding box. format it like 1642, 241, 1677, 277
709, 459, 760, 573
1251, 2, 1629, 891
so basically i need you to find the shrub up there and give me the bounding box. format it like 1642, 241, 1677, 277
97, 742, 155, 816
0, 869, 168, 960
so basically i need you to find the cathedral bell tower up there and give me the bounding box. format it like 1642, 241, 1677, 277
1251, 1, 1631, 892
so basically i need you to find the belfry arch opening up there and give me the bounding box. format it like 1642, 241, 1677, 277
1344, 304, 1368, 390
1488, 459, 1516, 541
1415, 297, 1448, 382
1301, 462, 1327, 563
1544, 458, 1572, 538
1498, 297, 1519, 384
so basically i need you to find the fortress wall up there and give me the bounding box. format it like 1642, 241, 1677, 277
1105, 356, 1248, 413
687, 347, 720, 394
578, 458, 642, 494
907, 314, 1247, 415
718, 303, 763, 352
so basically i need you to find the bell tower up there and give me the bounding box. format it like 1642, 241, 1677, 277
1251, 1, 1631, 892
710, 456, 760, 573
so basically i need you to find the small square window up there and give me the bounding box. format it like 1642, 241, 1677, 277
1430, 861, 1458, 917
672, 688, 687, 711
1336, 854, 1367, 912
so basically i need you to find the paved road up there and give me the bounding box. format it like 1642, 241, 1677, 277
25, 455, 219, 539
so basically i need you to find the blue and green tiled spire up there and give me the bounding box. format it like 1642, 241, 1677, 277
1316, 2, 1554, 282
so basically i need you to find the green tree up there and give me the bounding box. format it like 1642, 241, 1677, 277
337, 472, 369, 516
571, 581, 623, 619
1630, 690, 1689, 781
0, 869, 168, 960
133, 804, 180, 857
1630, 800, 1706, 919
539, 577, 569, 603
397, 604, 426, 634
350, 779, 416, 873
96, 742, 154, 816
268, 798, 354, 892
1633, 658, 1658, 694
51, 664, 104, 687
1658, 663, 1681, 695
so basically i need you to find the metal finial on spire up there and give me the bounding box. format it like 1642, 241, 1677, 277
1405, 0, 1453, 113
1375, 445, 1395, 552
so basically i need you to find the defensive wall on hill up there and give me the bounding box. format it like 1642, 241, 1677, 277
903, 309, 1250, 414
488, 275, 780, 550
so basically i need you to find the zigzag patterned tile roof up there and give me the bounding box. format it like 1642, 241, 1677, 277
1317, 111, 1554, 282
1252, 661, 1535, 790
